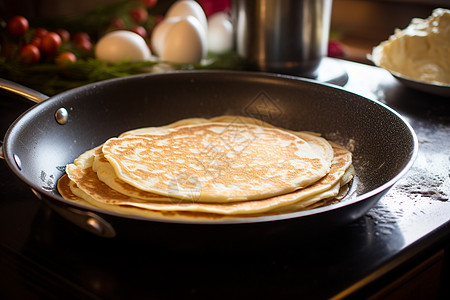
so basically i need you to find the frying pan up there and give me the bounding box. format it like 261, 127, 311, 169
0, 71, 417, 249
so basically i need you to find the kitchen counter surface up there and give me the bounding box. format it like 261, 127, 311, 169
1, 59, 449, 299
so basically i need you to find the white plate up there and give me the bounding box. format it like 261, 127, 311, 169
368, 52, 450, 98
390, 71, 450, 98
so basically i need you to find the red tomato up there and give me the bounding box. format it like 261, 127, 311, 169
130, 7, 148, 24
142, 0, 157, 9
130, 26, 147, 39
154, 15, 164, 26
30, 37, 42, 49
76, 39, 92, 52
41, 32, 62, 55
7, 16, 29, 36
55, 28, 70, 42
19, 44, 40, 64
34, 28, 49, 38
72, 32, 91, 44
56, 52, 77, 66
110, 17, 125, 30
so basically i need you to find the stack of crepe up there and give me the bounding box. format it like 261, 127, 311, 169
58, 116, 354, 221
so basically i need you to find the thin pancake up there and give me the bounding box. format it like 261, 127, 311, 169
57, 174, 87, 203
119, 117, 210, 137
102, 122, 332, 202
65, 142, 351, 215
272, 163, 355, 212
210, 115, 334, 164
97, 116, 334, 202
93, 148, 175, 202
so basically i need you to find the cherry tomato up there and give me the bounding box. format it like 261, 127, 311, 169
142, 0, 157, 9
30, 37, 42, 49
56, 51, 77, 66
34, 28, 49, 38
110, 17, 125, 30
154, 15, 164, 26
7, 16, 29, 36
76, 39, 92, 52
19, 44, 40, 64
72, 32, 90, 44
328, 40, 345, 58
41, 32, 62, 55
130, 26, 147, 39
130, 7, 148, 24
55, 28, 70, 42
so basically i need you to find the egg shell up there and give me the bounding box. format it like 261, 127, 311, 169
151, 17, 181, 56
95, 30, 151, 63
207, 12, 233, 53
166, 0, 208, 33
161, 16, 206, 64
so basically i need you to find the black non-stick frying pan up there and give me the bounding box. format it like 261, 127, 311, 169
0, 71, 417, 249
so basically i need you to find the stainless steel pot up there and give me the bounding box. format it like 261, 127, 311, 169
232, 0, 332, 78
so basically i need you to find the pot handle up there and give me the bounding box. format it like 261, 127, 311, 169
0, 78, 50, 159
0, 78, 49, 104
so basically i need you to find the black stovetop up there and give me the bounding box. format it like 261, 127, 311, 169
1, 59, 449, 299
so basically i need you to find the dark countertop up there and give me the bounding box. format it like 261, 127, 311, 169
1, 59, 449, 299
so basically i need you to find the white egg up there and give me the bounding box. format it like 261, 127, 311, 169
95, 30, 151, 63
161, 16, 206, 64
151, 17, 181, 56
166, 0, 208, 33
207, 12, 233, 53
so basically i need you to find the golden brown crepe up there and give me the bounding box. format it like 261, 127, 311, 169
58, 116, 354, 220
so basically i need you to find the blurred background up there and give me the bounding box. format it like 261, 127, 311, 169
1, 0, 448, 64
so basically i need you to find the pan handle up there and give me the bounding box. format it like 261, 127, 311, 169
0, 78, 49, 104
0, 78, 50, 159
